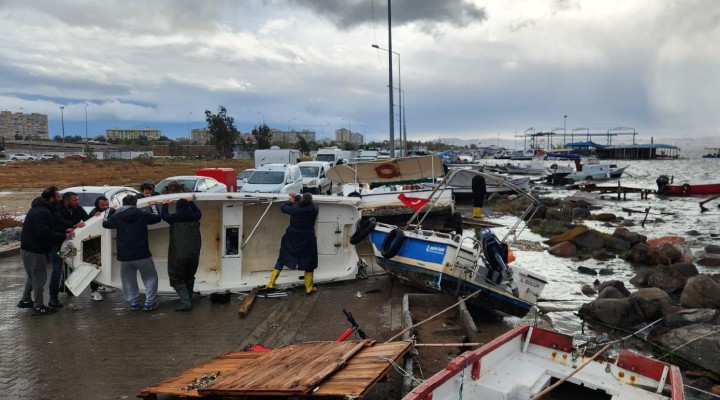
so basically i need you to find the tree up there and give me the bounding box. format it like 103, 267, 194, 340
296, 135, 310, 155
252, 123, 272, 150
205, 106, 240, 158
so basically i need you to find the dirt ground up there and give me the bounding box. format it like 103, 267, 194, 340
0, 158, 254, 216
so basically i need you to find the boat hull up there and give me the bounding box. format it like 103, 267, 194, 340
62, 193, 363, 295
665, 183, 720, 195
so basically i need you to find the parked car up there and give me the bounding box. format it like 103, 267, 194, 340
236, 168, 255, 191
60, 186, 140, 214
240, 163, 303, 194
155, 176, 228, 194
9, 153, 35, 161
297, 161, 332, 195
65, 154, 87, 159
40, 154, 60, 160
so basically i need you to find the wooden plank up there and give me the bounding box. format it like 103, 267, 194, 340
312, 341, 413, 397
238, 287, 259, 318
198, 340, 371, 396
137, 352, 261, 398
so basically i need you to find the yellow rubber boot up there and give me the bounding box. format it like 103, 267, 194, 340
473, 207, 480, 218
304, 272, 317, 295
477, 208, 484, 219
267, 269, 280, 289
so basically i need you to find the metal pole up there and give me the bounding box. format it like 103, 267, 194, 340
60, 106, 65, 144
187, 111, 192, 157
402, 89, 407, 156
563, 115, 567, 146
387, 0, 394, 157
85, 104, 89, 142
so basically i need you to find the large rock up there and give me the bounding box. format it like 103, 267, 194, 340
597, 280, 632, 297
613, 227, 646, 246
671, 262, 698, 278
598, 286, 627, 299
658, 243, 682, 264
578, 298, 646, 328
628, 243, 653, 265
705, 244, 720, 255
680, 275, 720, 308
654, 324, 720, 374
697, 257, 720, 267
592, 250, 615, 261
608, 237, 632, 251
547, 242, 576, 258
646, 266, 687, 294
577, 266, 597, 276
663, 308, 720, 328
581, 284, 597, 296
573, 207, 591, 219
630, 269, 653, 287
630, 288, 672, 321
589, 213, 616, 221
574, 230, 607, 250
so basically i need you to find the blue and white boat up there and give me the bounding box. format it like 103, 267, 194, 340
358, 169, 548, 317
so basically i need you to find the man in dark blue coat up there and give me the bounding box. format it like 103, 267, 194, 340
18, 186, 73, 315
102, 195, 162, 311
267, 192, 319, 294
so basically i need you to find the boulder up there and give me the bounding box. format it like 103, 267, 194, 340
547, 242, 576, 258
658, 243, 682, 263
578, 298, 646, 328
577, 266, 597, 276
670, 262, 698, 278
613, 228, 646, 246
598, 268, 614, 275
654, 324, 720, 374
680, 275, 720, 308
598, 286, 626, 299
574, 230, 606, 250
646, 266, 687, 294
697, 257, 720, 267
705, 244, 720, 255
544, 208, 568, 222
619, 220, 636, 227
589, 213, 617, 221
597, 280, 632, 297
545, 226, 590, 247
663, 308, 720, 328
647, 236, 686, 248
646, 247, 671, 265
592, 250, 615, 261
581, 284, 597, 296
630, 288, 672, 321
628, 243, 652, 265
629, 269, 653, 287
573, 207, 591, 219
608, 237, 632, 251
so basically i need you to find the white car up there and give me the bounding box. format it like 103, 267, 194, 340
155, 176, 228, 194
241, 164, 303, 194
297, 161, 332, 195
236, 168, 255, 191
60, 186, 140, 214
9, 153, 35, 161
40, 153, 60, 160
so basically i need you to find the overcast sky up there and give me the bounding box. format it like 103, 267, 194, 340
1, 0, 718, 145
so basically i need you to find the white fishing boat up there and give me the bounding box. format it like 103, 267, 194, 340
549, 157, 628, 183
339, 183, 454, 218
429, 168, 531, 194
505, 154, 547, 175
355, 169, 548, 317
404, 325, 684, 400
61, 192, 363, 295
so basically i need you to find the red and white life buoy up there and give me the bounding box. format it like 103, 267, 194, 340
375, 163, 399, 179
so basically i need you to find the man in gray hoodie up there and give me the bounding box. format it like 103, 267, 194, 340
102, 195, 162, 311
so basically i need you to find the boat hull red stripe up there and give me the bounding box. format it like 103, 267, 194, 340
529, 327, 573, 352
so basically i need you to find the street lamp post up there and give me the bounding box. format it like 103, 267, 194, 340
563, 115, 567, 145
187, 112, 192, 157
60, 106, 65, 145
85, 104, 89, 142
372, 44, 401, 156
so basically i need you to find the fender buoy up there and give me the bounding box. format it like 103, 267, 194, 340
375, 163, 399, 179
350, 218, 376, 245
348, 191, 362, 198
380, 228, 405, 258
682, 183, 691, 194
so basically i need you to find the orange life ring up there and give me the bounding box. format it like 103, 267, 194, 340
375, 163, 399, 179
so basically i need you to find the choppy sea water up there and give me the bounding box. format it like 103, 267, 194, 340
463, 158, 720, 334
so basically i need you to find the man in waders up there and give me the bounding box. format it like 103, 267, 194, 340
161, 197, 202, 311
472, 175, 486, 218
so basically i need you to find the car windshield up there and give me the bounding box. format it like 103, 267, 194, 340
75, 192, 105, 208
299, 166, 319, 178
238, 170, 254, 179
248, 171, 284, 184
156, 179, 197, 193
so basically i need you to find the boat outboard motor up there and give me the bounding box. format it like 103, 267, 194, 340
656, 175, 670, 194
480, 228, 509, 284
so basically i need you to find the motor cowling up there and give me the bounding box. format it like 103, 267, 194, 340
656, 175, 670, 194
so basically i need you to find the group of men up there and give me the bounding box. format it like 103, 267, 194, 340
17, 180, 203, 315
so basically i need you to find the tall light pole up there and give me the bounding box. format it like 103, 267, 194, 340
563, 115, 567, 145
387, 0, 395, 156
187, 112, 192, 157
85, 104, 89, 142
257, 110, 265, 125
60, 106, 65, 145
373, 43, 400, 156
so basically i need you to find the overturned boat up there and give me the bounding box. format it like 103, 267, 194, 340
61, 192, 363, 295
355, 169, 548, 318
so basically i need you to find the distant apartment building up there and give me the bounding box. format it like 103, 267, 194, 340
191, 128, 210, 144
334, 128, 364, 145
270, 128, 316, 144
106, 128, 161, 140
0, 110, 49, 140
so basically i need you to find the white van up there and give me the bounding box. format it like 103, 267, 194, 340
297, 161, 332, 195
240, 163, 303, 194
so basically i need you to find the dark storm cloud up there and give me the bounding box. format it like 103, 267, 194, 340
281, 0, 486, 29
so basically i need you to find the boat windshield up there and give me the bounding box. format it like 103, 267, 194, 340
248, 171, 284, 184
299, 166, 319, 178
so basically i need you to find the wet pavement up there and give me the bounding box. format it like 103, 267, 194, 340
0, 248, 419, 399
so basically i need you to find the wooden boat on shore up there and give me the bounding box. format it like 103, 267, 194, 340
404, 325, 684, 400
656, 175, 720, 195
61, 192, 363, 295
359, 169, 548, 318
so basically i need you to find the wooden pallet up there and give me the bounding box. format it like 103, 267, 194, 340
138, 340, 412, 399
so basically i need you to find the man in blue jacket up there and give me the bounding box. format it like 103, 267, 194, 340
18, 186, 74, 316
102, 195, 162, 311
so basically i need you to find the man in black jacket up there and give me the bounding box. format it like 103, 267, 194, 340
17, 186, 74, 316
102, 195, 162, 311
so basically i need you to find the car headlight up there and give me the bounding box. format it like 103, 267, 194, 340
308, 179, 316, 185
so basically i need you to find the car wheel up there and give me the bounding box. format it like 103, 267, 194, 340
326, 183, 332, 195
28, 157, 34, 160
11, 158, 17, 161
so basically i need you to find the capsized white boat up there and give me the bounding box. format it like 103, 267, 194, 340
339, 183, 455, 218
404, 325, 684, 400
427, 168, 531, 194
61, 192, 363, 295
550, 157, 628, 183
326, 155, 445, 185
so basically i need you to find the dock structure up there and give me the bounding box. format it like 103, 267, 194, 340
579, 182, 655, 200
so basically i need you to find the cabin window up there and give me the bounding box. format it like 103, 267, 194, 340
225, 227, 239, 256
82, 236, 102, 265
